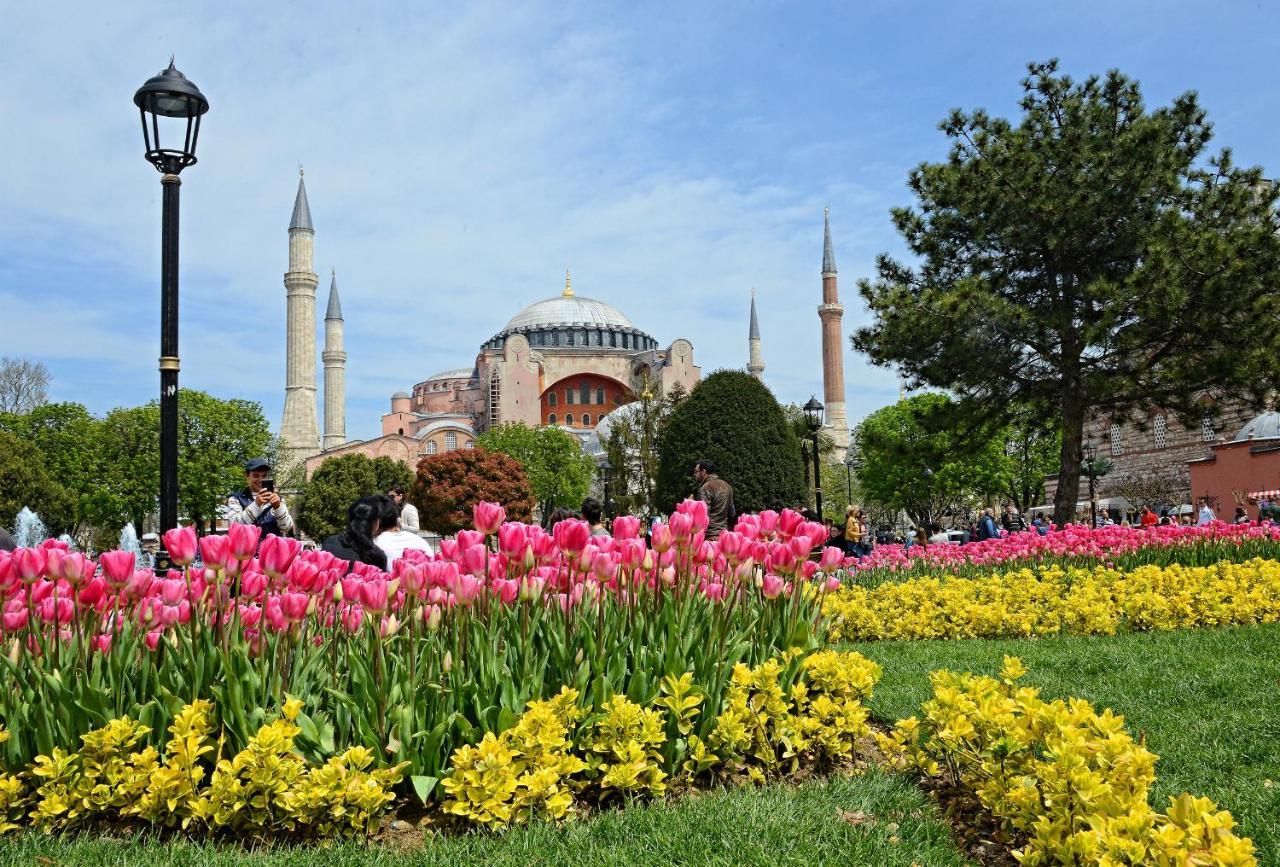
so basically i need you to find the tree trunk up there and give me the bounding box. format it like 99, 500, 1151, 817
1053, 390, 1084, 527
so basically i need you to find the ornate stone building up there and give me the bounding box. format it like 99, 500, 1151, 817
306, 271, 699, 475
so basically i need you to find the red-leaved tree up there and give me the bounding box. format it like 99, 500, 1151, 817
412, 447, 536, 535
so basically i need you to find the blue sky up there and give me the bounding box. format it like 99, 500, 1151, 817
2, 1, 1278, 442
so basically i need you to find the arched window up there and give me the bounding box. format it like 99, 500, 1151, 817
548, 392, 557, 406
445, 432, 458, 451
1154, 414, 1167, 448
425, 441, 438, 455
548, 413, 558, 425
565, 389, 574, 405
579, 381, 590, 404
595, 387, 605, 404
565, 413, 575, 427
1202, 415, 1216, 442
581, 413, 591, 427
1109, 424, 1123, 456
398, 427, 404, 436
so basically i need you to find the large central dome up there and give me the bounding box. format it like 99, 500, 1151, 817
483, 279, 658, 352
503, 295, 636, 332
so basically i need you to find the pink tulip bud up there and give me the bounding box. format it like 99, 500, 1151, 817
423, 603, 442, 631
758, 510, 780, 536
553, 519, 591, 555
241, 570, 268, 599
199, 535, 229, 571
258, 535, 301, 579
491, 577, 519, 605
453, 573, 483, 605
226, 523, 262, 561
497, 522, 528, 557
12, 548, 48, 584
281, 591, 310, 623
612, 515, 640, 540
825, 576, 841, 592
670, 512, 694, 540
162, 527, 198, 566
437, 539, 460, 562
473, 501, 506, 535
159, 577, 187, 606
144, 631, 163, 651
819, 545, 843, 571
461, 544, 487, 577
650, 522, 673, 553
761, 573, 785, 599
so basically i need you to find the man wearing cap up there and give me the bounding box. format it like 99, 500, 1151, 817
225, 458, 295, 536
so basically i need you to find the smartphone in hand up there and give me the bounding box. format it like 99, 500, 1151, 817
262, 478, 276, 493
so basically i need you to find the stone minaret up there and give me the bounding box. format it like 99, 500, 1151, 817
820, 208, 849, 459
322, 270, 347, 450
280, 170, 321, 467
747, 289, 765, 380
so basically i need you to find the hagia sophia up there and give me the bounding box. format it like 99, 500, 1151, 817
277, 172, 851, 477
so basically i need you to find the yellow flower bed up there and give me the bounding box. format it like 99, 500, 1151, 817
0, 699, 405, 838
824, 558, 1280, 642
878, 658, 1257, 866
441, 649, 882, 828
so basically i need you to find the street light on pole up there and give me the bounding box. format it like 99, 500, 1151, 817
844, 449, 861, 504
134, 59, 208, 570
599, 455, 614, 519
803, 396, 825, 519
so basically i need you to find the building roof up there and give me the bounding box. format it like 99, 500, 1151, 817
290, 172, 313, 232
1233, 411, 1280, 442
424, 368, 476, 382
501, 294, 638, 333
392, 391, 410, 399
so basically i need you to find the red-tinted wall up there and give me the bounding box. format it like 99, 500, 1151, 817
541, 374, 631, 428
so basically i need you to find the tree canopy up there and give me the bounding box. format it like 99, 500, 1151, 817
853, 60, 1280, 525
855, 393, 1008, 530
294, 453, 414, 541
602, 379, 685, 519
412, 447, 536, 535
476, 423, 595, 515
0, 429, 73, 535
656, 370, 806, 514
0, 357, 51, 415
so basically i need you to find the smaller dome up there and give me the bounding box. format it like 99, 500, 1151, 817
1234, 411, 1280, 441
426, 368, 474, 382
392, 391, 410, 400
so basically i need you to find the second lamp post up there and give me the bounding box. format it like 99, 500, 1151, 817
803, 396, 825, 519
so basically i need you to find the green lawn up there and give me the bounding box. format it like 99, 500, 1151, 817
0, 770, 971, 867
847, 624, 1280, 865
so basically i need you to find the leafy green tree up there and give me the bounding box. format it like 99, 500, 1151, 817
0, 430, 74, 535
295, 453, 383, 542
412, 447, 536, 535
371, 456, 415, 495
656, 370, 806, 514
0, 402, 103, 533
853, 60, 1280, 526
855, 393, 1007, 529
176, 390, 273, 534
476, 423, 595, 515
1001, 407, 1062, 513
603, 379, 684, 519
96, 404, 160, 535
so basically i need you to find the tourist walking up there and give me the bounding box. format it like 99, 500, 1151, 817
322, 496, 388, 570
693, 459, 734, 540
1197, 500, 1216, 526
388, 484, 419, 533
374, 495, 433, 564
842, 505, 862, 557
226, 457, 295, 537
976, 508, 999, 541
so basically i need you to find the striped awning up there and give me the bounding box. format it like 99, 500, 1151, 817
1248, 490, 1280, 500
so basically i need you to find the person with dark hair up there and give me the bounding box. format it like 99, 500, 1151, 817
226, 457, 294, 537
0, 527, 15, 552
322, 495, 388, 570
375, 493, 433, 564
581, 497, 608, 537
544, 507, 575, 532
692, 459, 733, 540
387, 483, 419, 533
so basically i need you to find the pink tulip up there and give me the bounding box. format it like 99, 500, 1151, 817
701, 581, 726, 601
340, 604, 364, 633
12, 547, 48, 584
497, 522, 529, 557
761, 573, 785, 599
280, 591, 310, 623
360, 578, 395, 614
437, 539, 460, 562
650, 522, 673, 553
99, 550, 135, 588
553, 519, 591, 555
92, 634, 113, 654
491, 577, 519, 605
758, 510, 780, 536
121, 569, 153, 601
199, 534, 230, 571
461, 544, 487, 577
612, 515, 640, 540
240, 570, 268, 599
825, 576, 841, 592
226, 523, 262, 560
1, 598, 27, 632
76, 576, 107, 607
62, 552, 95, 587
159, 527, 197, 566
778, 509, 804, 539
473, 501, 506, 535
453, 573, 483, 605
422, 603, 442, 630
258, 535, 300, 579
669, 512, 694, 540
819, 546, 843, 571
144, 630, 163, 651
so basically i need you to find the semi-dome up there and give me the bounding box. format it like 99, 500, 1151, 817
483, 289, 657, 352
1233, 411, 1280, 442
424, 368, 475, 382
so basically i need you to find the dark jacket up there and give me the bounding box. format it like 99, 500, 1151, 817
977, 514, 999, 541
697, 474, 734, 539
321, 533, 388, 571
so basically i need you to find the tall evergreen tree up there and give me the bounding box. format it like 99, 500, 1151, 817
854, 60, 1280, 525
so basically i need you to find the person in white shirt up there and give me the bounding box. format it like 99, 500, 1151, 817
389, 484, 420, 533
374, 495, 432, 565
1197, 500, 1216, 526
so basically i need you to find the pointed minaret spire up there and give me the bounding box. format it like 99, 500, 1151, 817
819, 207, 849, 459
822, 206, 837, 275
290, 167, 313, 231
322, 269, 347, 451
325, 269, 343, 321
563, 268, 574, 297
747, 288, 765, 381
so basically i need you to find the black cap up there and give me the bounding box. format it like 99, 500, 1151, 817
245, 457, 271, 473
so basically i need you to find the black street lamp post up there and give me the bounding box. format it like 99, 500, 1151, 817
134, 60, 209, 569
803, 396, 824, 519
1082, 436, 1099, 529
844, 450, 861, 504
599, 456, 614, 519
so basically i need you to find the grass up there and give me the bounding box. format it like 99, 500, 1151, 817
0, 769, 972, 867
847, 624, 1280, 865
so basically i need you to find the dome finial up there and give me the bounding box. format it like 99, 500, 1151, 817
563, 268, 573, 298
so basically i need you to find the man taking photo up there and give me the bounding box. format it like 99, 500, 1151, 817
226, 457, 295, 537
